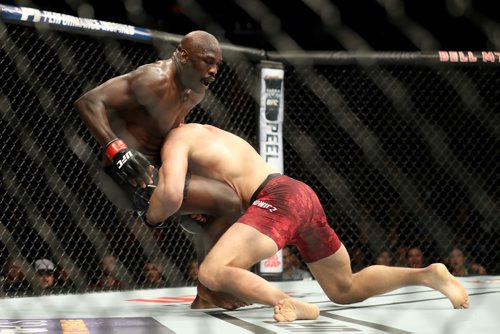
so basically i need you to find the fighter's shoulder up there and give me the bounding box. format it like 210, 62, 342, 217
176, 123, 206, 134
130, 60, 172, 83
164, 124, 205, 150
172, 123, 212, 139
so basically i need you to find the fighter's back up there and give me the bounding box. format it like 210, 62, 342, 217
165, 123, 279, 207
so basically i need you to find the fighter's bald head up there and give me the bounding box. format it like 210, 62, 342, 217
173, 31, 223, 92
179, 30, 220, 56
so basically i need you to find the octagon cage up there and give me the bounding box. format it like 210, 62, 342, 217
0, 5, 498, 298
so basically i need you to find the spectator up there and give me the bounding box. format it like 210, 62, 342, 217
394, 245, 409, 267
55, 264, 76, 293
186, 258, 199, 284
386, 226, 400, 253
1, 257, 32, 296
406, 246, 425, 268
373, 249, 393, 266
142, 260, 166, 288
32, 259, 60, 294
447, 247, 487, 276
89, 255, 122, 290
281, 246, 312, 281
350, 246, 367, 273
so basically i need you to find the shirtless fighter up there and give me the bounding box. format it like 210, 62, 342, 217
74, 31, 242, 308
146, 123, 469, 322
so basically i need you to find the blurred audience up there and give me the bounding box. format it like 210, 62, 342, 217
141, 260, 166, 288
1, 257, 32, 296
406, 246, 425, 268
89, 254, 122, 290
394, 245, 409, 267
447, 247, 487, 276
350, 246, 368, 273
55, 264, 76, 292
1, 201, 494, 298
186, 258, 199, 284
373, 249, 393, 266
32, 258, 61, 294
281, 246, 312, 281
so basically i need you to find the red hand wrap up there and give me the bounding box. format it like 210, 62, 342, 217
105, 139, 128, 160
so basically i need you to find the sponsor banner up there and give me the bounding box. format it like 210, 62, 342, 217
259, 249, 283, 274
258, 64, 284, 173
0, 4, 151, 40
0, 318, 174, 334
257, 61, 284, 275
437, 51, 500, 63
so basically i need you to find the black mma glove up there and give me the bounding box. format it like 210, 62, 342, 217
105, 138, 151, 182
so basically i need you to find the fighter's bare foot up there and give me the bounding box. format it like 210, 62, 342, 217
191, 295, 217, 309
427, 263, 469, 309
197, 284, 249, 310
273, 298, 320, 322
191, 294, 248, 310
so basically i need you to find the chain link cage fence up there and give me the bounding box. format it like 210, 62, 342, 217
1, 7, 499, 298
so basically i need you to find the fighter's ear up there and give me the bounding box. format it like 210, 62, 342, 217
179, 48, 189, 64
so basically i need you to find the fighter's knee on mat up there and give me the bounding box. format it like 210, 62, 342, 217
323, 278, 356, 305
197, 261, 224, 292
327, 293, 357, 305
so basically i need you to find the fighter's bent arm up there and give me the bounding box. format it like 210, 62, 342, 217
74, 75, 137, 146
74, 65, 163, 147
146, 144, 190, 224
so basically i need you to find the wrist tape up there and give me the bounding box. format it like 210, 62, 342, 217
105, 139, 128, 160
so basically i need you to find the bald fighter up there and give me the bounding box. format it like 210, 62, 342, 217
74, 31, 243, 309
74, 30, 240, 219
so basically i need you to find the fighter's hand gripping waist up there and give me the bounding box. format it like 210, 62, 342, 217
105, 138, 152, 188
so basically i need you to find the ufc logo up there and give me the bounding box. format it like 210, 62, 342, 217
117, 151, 133, 169
266, 98, 279, 107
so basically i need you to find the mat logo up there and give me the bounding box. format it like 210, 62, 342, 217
268, 320, 360, 332
128, 295, 195, 304
0, 318, 173, 333
0, 320, 48, 333
467, 278, 500, 284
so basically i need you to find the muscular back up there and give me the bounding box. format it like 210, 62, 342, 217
164, 124, 278, 207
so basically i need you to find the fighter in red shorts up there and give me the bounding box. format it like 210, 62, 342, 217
146, 123, 469, 322
239, 173, 341, 263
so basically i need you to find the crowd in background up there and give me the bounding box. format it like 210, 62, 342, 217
1, 195, 494, 297
0, 241, 488, 298
0, 254, 168, 296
